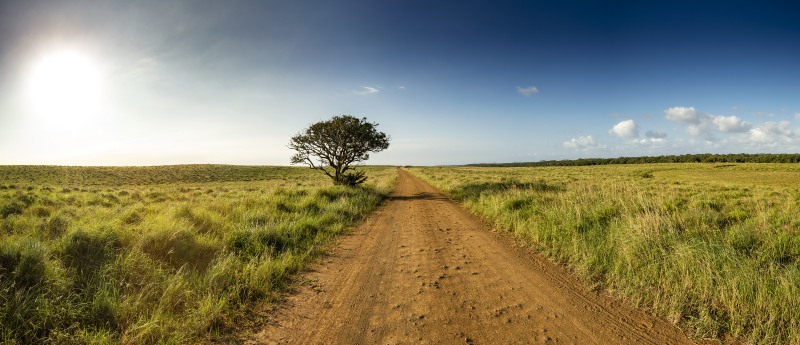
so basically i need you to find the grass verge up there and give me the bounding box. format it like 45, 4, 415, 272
0, 165, 395, 344
409, 163, 800, 344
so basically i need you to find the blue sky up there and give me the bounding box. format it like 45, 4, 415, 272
1, 0, 799, 165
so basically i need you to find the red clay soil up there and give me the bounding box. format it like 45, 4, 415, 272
248, 169, 695, 344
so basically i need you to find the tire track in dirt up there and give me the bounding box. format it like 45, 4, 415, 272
248, 169, 694, 344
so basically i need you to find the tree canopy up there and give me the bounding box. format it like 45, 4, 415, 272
467, 153, 800, 167
288, 115, 390, 186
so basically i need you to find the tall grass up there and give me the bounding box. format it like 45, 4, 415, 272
0, 165, 395, 344
409, 163, 800, 344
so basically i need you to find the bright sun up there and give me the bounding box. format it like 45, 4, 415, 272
26, 48, 104, 128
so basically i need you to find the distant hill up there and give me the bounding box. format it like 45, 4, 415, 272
468, 153, 800, 167
0, 164, 304, 186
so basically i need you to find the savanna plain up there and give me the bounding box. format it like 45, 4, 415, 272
0, 165, 395, 344
2, 163, 800, 344
409, 163, 800, 344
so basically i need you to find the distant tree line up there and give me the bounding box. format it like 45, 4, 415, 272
467, 153, 800, 167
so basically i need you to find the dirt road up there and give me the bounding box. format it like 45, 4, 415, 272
249, 169, 694, 344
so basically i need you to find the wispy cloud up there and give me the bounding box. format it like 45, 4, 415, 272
645, 130, 667, 139
752, 111, 775, 118
354, 86, 380, 95
563, 135, 599, 149
516, 86, 539, 96
609, 119, 639, 138
632, 137, 668, 147
686, 120, 716, 141
795, 112, 800, 121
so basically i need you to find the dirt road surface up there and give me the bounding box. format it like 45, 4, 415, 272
248, 169, 694, 344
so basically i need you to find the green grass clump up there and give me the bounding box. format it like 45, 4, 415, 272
0, 165, 395, 344
409, 163, 800, 344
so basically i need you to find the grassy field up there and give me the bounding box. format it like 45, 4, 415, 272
0, 165, 395, 344
409, 163, 800, 344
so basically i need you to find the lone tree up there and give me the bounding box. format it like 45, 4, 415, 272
289, 115, 390, 186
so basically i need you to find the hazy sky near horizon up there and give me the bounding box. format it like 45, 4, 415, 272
1, 0, 800, 166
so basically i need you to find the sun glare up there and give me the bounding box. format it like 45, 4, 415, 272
25, 48, 104, 129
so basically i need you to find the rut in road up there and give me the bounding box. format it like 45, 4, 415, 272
249, 169, 694, 344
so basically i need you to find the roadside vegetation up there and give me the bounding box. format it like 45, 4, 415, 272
468, 153, 800, 167
409, 163, 800, 344
0, 165, 395, 344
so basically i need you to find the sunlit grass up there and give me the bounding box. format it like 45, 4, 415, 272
0, 165, 395, 344
409, 163, 800, 344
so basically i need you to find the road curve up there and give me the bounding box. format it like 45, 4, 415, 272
248, 169, 694, 344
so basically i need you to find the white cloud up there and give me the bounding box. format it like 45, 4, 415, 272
746, 121, 796, 144
763, 121, 794, 137
563, 135, 598, 149
687, 119, 716, 141
665, 107, 753, 140
747, 128, 773, 143
795, 112, 800, 121
712, 115, 752, 133
645, 130, 667, 139
516, 86, 539, 96
355, 86, 380, 95
633, 137, 668, 147
609, 119, 639, 138
665, 106, 700, 124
